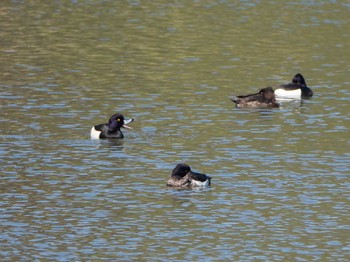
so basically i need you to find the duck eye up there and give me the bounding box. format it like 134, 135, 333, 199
117, 118, 121, 122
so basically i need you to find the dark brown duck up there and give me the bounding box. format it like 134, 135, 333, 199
166, 163, 211, 188
231, 87, 279, 108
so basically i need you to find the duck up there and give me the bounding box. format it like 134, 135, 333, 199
90, 113, 134, 139
166, 163, 212, 188
274, 73, 313, 99
231, 87, 279, 108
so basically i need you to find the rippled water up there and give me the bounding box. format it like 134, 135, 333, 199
1, 1, 350, 261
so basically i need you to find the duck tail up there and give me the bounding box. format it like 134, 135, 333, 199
230, 97, 239, 104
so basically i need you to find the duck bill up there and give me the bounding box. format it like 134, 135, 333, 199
123, 118, 134, 129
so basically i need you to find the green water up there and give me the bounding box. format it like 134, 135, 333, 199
1, 1, 349, 261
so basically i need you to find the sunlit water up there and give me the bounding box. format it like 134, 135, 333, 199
1, 1, 349, 261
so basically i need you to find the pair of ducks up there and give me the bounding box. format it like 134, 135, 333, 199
90, 73, 313, 188
232, 73, 313, 108
90, 116, 210, 188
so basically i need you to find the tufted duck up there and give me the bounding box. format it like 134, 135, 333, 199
274, 73, 313, 98
90, 113, 134, 139
166, 163, 211, 188
231, 87, 279, 108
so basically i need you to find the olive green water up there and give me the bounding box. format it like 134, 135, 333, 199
1, 1, 349, 261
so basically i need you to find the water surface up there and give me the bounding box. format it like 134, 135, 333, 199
1, 1, 349, 261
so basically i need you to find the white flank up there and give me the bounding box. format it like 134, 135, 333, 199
90, 127, 101, 139
192, 179, 210, 187
274, 88, 302, 99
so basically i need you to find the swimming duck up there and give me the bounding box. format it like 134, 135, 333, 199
90, 113, 134, 139
231, 87, 279, 108
166, 163, 211, 188
274, 73, 313, 98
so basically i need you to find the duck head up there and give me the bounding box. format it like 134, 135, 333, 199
171, 163, 191, 177
259, 87, 276, 101
292, 73, 306, 87
108, 113, 134, 132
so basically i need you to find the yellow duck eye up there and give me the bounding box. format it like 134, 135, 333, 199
117, 118, 121, 122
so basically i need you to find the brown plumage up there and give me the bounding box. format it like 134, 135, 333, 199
166, 163, 211, 188
231, 87, 279, 108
